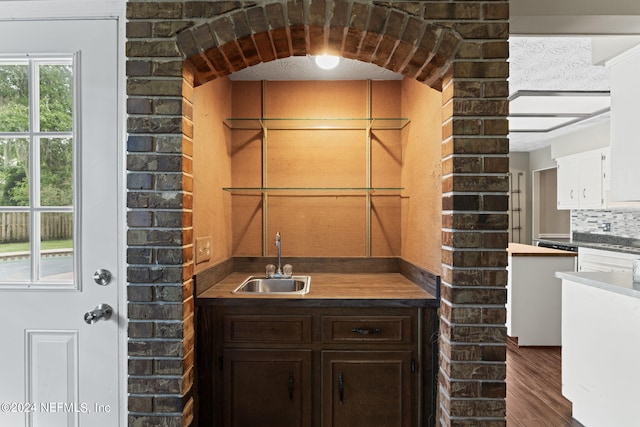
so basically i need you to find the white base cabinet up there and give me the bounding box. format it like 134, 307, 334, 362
562, 279, 640, 427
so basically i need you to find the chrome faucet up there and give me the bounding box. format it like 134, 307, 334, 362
265, 232, 292, 278
275, 231, 283, 276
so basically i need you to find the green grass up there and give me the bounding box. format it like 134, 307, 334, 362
0, 239, 73, 253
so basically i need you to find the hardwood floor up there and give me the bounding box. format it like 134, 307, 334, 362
506, 338, 583, 426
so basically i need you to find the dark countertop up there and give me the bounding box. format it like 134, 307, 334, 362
196, 272, 438, 308
536, 232, 640, 256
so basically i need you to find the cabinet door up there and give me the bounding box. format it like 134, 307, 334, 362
578, 153, 603, 208
322, 351, 415, 427
610, 48, 640, 202
223, 349, 312, 427
556, 157, 579, 209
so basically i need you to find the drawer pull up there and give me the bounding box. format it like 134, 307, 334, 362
288, 371, 294, 401
351, 327, 382, 335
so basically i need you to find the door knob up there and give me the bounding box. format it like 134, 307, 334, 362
93, 269, 112, 285
84, 303, 113, 324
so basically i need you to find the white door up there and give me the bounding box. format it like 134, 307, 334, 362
0, 20, 121, 426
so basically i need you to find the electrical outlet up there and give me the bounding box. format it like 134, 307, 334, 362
195, 236, 212, 264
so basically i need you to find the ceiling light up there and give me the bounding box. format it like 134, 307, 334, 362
508, 90, 610, 133
314, 54, 340, 70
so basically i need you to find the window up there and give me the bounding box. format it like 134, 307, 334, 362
0, 56, 75, 286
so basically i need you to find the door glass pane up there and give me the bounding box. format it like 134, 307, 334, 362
0, 138, 30, 206
39, 63, 73, 132
40, 212, 73, 281
0, 211, 31, 282
40, 137, 73, 206
0, 62, 29, 132
0, 57, 74, 287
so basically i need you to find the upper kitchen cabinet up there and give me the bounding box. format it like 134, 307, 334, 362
608, 44, 640, 201
556, 148, 608, 209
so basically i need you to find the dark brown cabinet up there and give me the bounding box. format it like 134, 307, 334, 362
222, 349, 312, 426
322, 350, 414, 427
196, 305, 434, 426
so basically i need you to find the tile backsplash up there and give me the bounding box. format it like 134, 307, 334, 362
572, 208, 640, 238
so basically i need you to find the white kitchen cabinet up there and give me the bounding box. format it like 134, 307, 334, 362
577, 247, 638, 272
556, 148, 607, 209
555, 155, 579, 209
608, 44, 640, 202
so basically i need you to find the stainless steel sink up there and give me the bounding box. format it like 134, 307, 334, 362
232, 276, 311, 294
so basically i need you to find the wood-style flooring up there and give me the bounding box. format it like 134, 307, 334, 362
506, 338, 583, 426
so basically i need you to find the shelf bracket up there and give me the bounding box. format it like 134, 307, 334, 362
365, 80, 372, 257
262, 80, 268, 256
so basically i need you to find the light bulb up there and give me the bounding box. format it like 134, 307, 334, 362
314, 54, 340, 70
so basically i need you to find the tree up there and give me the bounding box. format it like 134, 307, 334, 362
0, 62, 73, 207
0, 64, 29, 134
39, 64, 73, 132
40, 137, 73, 206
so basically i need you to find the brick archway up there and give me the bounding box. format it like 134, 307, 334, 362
176, 2, 463, 90
126, 1, 509, 425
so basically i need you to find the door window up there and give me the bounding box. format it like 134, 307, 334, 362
0, 57, 75, 287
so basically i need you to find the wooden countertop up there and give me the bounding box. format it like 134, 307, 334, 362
196, 272, 438, 308
508, 243, 577, 257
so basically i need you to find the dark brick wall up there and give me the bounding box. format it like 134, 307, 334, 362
126, 1, 509, 425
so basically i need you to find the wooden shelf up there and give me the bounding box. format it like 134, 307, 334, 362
224, 117, 410, 130
222, 187, 403, 195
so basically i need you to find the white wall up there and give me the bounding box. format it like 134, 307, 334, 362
529, 146, 556, 171
511, 0, 640, 35
512, 0, 640, 16
550, 121, 610, 159
0, 1, 124, 20
592, 36, 640, 64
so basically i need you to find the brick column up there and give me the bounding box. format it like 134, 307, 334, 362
438, 10, 510, 425
126, 1, 195, 425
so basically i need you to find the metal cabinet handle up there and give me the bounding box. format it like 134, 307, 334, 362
288, 372, 294, 401
351, 327, 382, 335
338, 372, 344, 404
583, 188, 586, 199
570, 189, 574, 199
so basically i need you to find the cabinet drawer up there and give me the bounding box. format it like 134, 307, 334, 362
322, 316, 412, 344
224, 315, 312, 344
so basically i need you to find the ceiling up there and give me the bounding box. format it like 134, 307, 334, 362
230, 37, 613, 153
507, 37, 611, 151
229, 55, 403, 81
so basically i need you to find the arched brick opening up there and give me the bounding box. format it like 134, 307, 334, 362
126, 1, 509, 425
176, 5, 463, 89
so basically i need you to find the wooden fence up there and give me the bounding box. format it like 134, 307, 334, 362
0, 212, 73, 243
